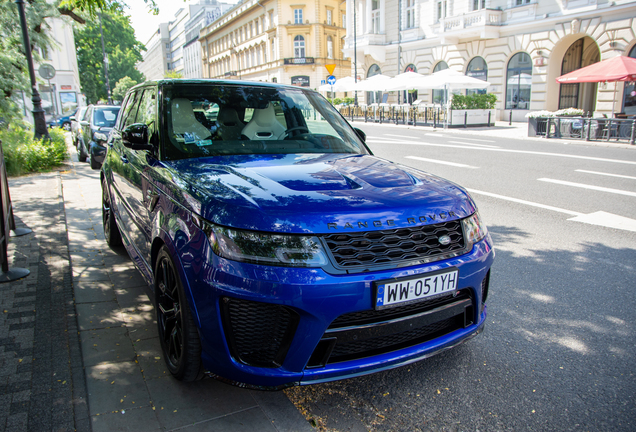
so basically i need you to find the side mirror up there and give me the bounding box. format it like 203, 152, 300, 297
70, 116, 76, 121
80, 120, 89, 126
122, 123, 153, 151
354, 128, 366, 143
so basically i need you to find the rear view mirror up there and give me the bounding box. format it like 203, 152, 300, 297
122, 123, 153, 151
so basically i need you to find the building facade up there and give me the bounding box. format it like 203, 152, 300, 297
19, 17, 83, 124
344, 0, 636, 120
199, 0, 350, 89
137, 23, 170, 81
137, 1, 234, 80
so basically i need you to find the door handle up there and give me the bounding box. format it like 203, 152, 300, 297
120, 155, 129, 164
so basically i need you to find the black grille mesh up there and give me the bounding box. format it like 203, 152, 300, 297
330, 291, 467, 328
222, 298, 298, 368
323, 220, 465, 269
329, 316, 460, 362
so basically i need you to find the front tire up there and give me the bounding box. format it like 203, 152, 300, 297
102, 177, 122, 247
91, 154, 100, 170
155, 246, 202, 382
78, 140, 87, 162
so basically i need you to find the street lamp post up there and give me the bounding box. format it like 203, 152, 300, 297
353, 0, 358, 106
99, 13, 112, 104
15, 0, 49, 140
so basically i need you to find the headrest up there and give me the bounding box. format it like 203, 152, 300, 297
250, 103, 278, 127
217, 107, 243, 127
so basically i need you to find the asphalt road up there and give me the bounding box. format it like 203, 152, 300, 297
285, 126, 636, 432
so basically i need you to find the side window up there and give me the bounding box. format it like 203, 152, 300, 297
121, 91, 140, 129
137, 88, 158, 143
83, 107, 92, 122
115, 96, 130, 129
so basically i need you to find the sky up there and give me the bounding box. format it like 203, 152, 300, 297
126, 0, 239, 45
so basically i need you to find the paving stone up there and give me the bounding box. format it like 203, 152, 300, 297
85, 361, 150, 415
74, 280, 116, 304
75, 301, 124, 330
81, 327, 137, 367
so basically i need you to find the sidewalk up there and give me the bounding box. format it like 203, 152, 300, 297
2, 141, 312, 431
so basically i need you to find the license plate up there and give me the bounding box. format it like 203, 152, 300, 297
375, 268, 459, 310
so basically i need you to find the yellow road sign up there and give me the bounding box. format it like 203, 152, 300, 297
325, 64, 336, 75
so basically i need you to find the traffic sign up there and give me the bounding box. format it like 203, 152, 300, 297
325, 64, 336, 75
38, 64, 56, 80
327, 75, 336, 85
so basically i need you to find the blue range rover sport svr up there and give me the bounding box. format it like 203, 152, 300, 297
101, 80, 494, 389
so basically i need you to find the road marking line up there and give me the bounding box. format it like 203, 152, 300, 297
406, 156, 478, 169
575, 169, 636, 180
538, 178, 636, 198
568, 211, 636, 233
384, 134, 418, 139
467, 189, 636, 232
448, 141, 500, 148
447, 137, 496, 143
466, 189, 583, 216
363, 139, 636, 166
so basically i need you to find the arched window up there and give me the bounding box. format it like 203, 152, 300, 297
294, 35, 305, 58
466, 56, 488, 96
367, 64, 382, 104
622, 45, 636, 115
432, 61, 448, 105
403, 64, 417, 104
327, 36, 333, 59
505, 53, 532, 109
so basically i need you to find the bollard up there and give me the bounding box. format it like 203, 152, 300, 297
630, 119, 635, 145
586, 118, 591, 141
488, 111, 491, 127
464, 111, 467, 128
509, 110, 512, 125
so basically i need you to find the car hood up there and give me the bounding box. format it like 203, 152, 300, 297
164, 154, 476, 234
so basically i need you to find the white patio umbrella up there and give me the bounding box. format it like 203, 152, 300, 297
426, 68, 491, 90
318, 76, 357, 92
384, 71, 430, 92
351, 74, 393, 92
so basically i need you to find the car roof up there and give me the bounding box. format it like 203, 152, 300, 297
129, 79, 306, 93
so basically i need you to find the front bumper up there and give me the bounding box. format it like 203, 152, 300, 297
183, 233, 494, 389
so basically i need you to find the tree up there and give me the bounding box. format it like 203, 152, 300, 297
112, 76, 136, 102
0, 0, 72, 124
164, 71, 184, 79
74, 6, 145, 103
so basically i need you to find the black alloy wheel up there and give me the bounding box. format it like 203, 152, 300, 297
102, 177, 122, 247
155, 246, 202, 381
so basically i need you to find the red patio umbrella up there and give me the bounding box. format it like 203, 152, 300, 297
556, 56, 636, 115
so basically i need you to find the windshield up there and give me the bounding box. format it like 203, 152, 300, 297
93, 107, 120, 128
162, 84, 367, 160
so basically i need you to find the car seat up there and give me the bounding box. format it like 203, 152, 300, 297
241, 103, 286, 140
171, 98, 212, 142
216, 107, 245, 140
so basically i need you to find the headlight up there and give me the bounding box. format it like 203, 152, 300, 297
200, 220, 328, 267
93, 132, 108, 142
462, 212, 487, 248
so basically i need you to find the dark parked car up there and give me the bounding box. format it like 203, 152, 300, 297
101, 79, 494, 388
78, 104, 120, 168
70, 106, 88, 147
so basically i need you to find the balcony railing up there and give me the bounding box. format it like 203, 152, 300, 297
441, 9, 502, 32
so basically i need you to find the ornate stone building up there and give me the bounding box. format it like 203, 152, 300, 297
343, 0, 636, 120
199, 0, 350, 89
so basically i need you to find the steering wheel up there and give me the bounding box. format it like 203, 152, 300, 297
283, 126, 310, 138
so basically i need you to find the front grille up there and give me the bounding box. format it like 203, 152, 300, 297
323, 220, 465, 270
330, 291, 464, 328
329, 316, 460, 362
221, 297, 299, 368
306, 290, 474, 368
